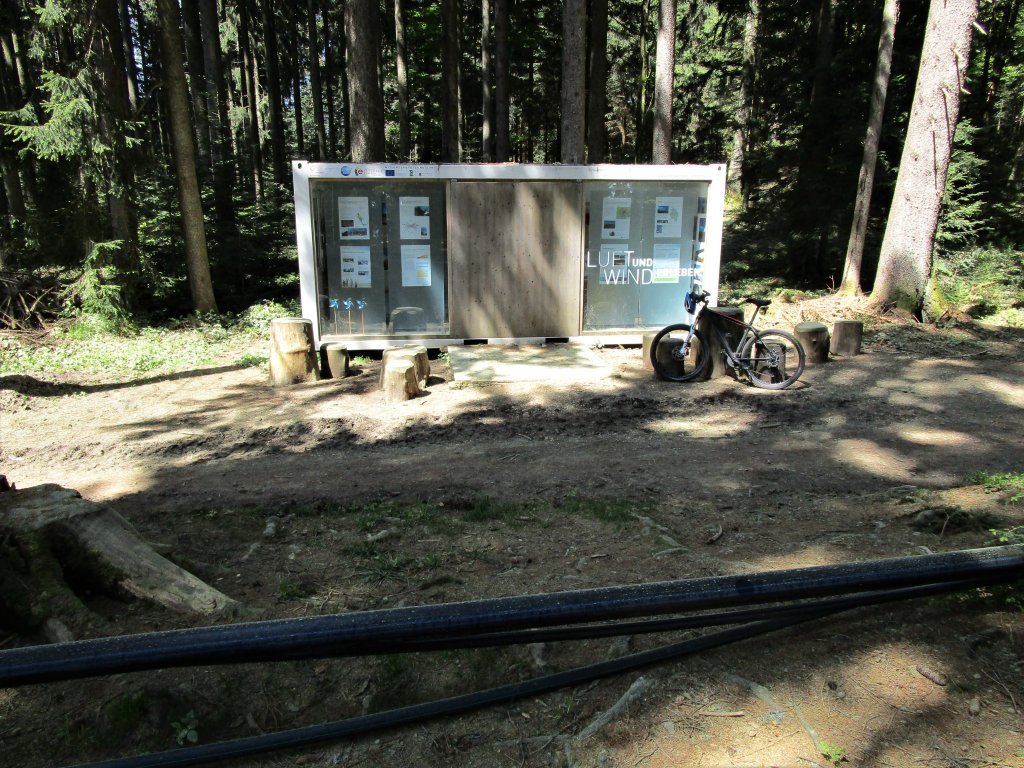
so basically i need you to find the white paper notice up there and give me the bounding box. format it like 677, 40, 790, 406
399, 197, 431, 240
401, 245, 431, 287
601, 197, 631, 240
338, 197, 370, 239
653, 197, 683, 239
597, 244, 630, 285
652, 244, 681, 284
340, 245, 372, 288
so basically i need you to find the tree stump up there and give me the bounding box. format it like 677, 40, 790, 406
652, 335, 704, 379
795, 321, 830, 364
830, 320, 864, 356
0, 484, 240, 639
382, 359, 420, 401
269, 317, 321, 386
380, 345, 430, 388
641, 332, 657, 371
699, 307, 744, 379
321, 342, 350, 378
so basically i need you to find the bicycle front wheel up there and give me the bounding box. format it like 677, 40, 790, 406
738, 329, 805, 389
650, 323, 710, 382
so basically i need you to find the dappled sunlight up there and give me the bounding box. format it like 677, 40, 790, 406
896, 426, 981, 448
750, 545, 852, 570
646, 409, 758, 437
832, 438, 957, 486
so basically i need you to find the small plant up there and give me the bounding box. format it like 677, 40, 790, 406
171, 710, 199, 746
965, 470, 1024, 503
235, 352, 268, 367
818, 739, 847, 765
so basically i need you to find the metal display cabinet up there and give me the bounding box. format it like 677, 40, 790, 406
292, 162, 725, 350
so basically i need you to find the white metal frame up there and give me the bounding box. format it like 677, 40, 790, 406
291, 161, 726, 349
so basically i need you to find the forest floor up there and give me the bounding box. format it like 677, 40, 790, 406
1, 309, 1024, 768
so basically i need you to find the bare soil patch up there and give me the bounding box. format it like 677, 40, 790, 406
1, 320, 1023, 767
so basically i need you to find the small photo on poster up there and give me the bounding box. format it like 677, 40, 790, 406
340, 245, 372, 288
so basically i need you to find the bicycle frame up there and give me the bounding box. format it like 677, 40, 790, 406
688, 298, 764, 374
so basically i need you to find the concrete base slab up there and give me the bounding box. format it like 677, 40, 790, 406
447, 344, 612, 384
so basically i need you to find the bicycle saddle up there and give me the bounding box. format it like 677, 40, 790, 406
745, 297, 772, 308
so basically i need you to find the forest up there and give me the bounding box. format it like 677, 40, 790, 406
0, 0, 1022, 329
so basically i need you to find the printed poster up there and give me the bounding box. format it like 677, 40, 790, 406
399, 196, 431, 240
601, 197, 631, 240
652, 244, 681, 284
340, 245, 372, 288
653, 197, 683, 239
338, 197, 370, 239
401, 244, 432, 287
597, 244, 629, 285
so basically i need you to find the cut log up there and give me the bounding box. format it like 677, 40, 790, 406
321, 342, 350, 378
795, 321, 830, 364
0, 484, 241, 634
831, 320, 863, 356
380, 345, 430, 388
653, 334, 704, 379
699, 307, 744, 379
641, 332, 657, 371
382, 359, 420, 401
269, 317, 321, 386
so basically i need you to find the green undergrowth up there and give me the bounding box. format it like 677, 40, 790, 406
964, 470, 1024, 610
0, 299, 298, 377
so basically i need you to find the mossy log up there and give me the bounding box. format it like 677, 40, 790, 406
830, 320, 863, 356
0, 484, 240, 638
795, 321, 830, 364
380, 345, 430, 388
382, 359, 420, 401
269, 317, 320, 386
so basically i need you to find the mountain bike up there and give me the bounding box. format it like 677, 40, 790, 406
649, 290, 806, 390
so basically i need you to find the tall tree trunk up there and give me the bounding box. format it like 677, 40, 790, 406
636, 0, 652, 162
481, 0, 493, 161
155, 0, 218, 313
870, 0, 978, 315
239, 0, 264, 199
323, 6, 337, 157
180, 0, 212, 175
727, 0, 758, 205
651, 0, 675, 163
839, 0, 898, 296
198, 0, 234, 221
586, 0, 608, 163
262, 0, 287, 185
118, 0, 140, 113
792, 0, 837, 278
560, 0, 586, 164
344, 0, 386, 161
292, 12, 304, 157
493, 0, 509, 161
307, 0, 328, 160
394, 0, 410, 160
339, 5, 352, 157
441, 0, 462, 161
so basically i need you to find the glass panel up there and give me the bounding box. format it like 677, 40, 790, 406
582, 181, 709, 331
310, 180, 449, 337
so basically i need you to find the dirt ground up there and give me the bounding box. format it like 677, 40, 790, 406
1, 317, 1023, 768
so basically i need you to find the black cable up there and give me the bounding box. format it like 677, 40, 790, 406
62, 577, 994, 768
3, 544, 1021, 686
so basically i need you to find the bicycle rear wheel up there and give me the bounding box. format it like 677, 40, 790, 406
650, 324, 710, 382
737, 329, 805, 389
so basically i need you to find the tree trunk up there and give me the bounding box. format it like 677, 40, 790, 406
239, 0, 264, 200
308, 0, 328, 160
394, 0, 410, 160
493, 0, 509, 161
323, 5, 338, 157
586, 0, 608, 163
481, 0, 493, 161
560, 0, 586, 164
839, 0, 898, 296
262, 0, 287, 185
870, 0, 978, 316
118, 0, 140, 113
198, 0, 235, 221
727, 0, 758, 205
292, 12, 304, 157
441, 0, 462, 162
156, 0, 218, 313
180, 0, 212, 175
269, 318, 320, 385
651, 0, 676, 163
344, 0, 386, 162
